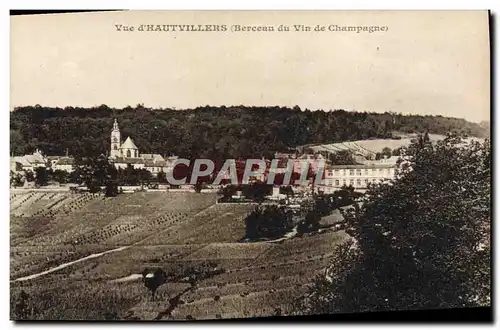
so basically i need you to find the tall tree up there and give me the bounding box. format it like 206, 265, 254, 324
10, 129, 26, 155
34, 167, 49, 186
72, 156, 110, 193
105, 164, 119, 197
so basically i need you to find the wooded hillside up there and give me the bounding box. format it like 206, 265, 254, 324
10, 104, 487, 158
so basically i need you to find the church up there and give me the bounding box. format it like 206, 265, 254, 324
108, 119, 177, 175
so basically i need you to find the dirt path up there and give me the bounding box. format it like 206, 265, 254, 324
265, 226, 298, 243
11, 246, 130, 283
11, 203, 217, 283
109, 273, 143, 283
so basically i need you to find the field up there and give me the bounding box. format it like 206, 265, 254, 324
10, 190, 348, 320
307, 133, 483, 155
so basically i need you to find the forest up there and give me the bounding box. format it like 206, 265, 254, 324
10, 104, 487, 159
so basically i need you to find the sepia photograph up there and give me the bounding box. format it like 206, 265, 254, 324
9, 10, 491, 321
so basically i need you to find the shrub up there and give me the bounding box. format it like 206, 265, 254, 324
244, 205, 293, 241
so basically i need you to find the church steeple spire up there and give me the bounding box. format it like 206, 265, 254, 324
110, 118, 121, 158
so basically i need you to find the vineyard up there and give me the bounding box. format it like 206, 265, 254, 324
307, 133, 484, 155
10, 190, 348, 320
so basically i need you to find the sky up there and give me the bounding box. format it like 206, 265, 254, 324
10, 10, 490, 122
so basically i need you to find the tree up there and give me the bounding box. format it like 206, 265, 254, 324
297, 210, 321, 236
25, 170, 35, 182
157, 170, 167, 183
90, 155, 109, 185
10, 129, 26, 155
52, 169, 69, 184
295, 134, 491, 314
10, 171, 23, 187
105, 164, 119, 197
329, 150, 357, 165
137, 169, 152, 188
242, 182, 273, 202
86, 178, 102, 193
313, 194, 335, 217
34, 167, 49, 186
381, 147, 392, 158
73, 158, 94, 186
423, 131, 430, 142
142, 268, 167, 301
10, 106, 487, 161
218, 185, 239, 202
297, 193, 339, 236
279, 186, 294, 196
105, 179, 119, 197
72, 156, 112, 193
327, 186, 362, 208
194, 182, 203, 193
392, 147, 402, 156
120, 164, 140, 186
244, 205, 292, 241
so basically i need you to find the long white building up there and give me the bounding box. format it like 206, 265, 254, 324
319, 156, 399, 193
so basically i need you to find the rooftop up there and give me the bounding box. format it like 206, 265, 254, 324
55, 157, 74, 165
141, 153, 165, 161
111, 156, 167, 166
112, 157, 145, 165
326, 162, 397, 169
120, 136, 138, 150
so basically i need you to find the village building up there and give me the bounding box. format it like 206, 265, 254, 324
46, 155, 76, 173
52, 157, 75, 173
294, 153, 326, 173
274, 152, 327, 174
273, 151, 298, 159
10, 149, 47, 173
10, 158, 22, 173
319, 156, 399, 194
108, 119, 175, 174
11, 120, 176, 178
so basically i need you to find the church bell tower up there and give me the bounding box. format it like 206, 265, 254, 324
110, 119, 121, 158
